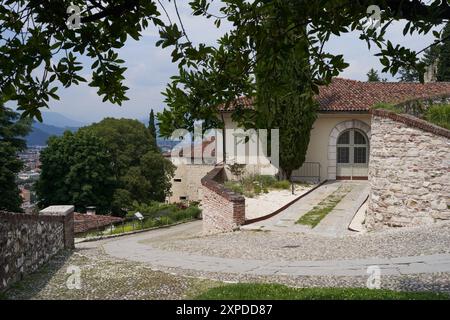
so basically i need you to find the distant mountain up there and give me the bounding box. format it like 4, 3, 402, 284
26, 112, 180, 148
41, 112, 86, 127
26, 122, 78, 146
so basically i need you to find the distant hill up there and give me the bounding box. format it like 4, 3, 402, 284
26, 122, 78, 146
41, 112, 86, 127
26, 112, 179, 148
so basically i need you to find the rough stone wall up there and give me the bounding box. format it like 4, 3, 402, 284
366, 110, 450, 230
201, 167, 245, 234
0, 207, 74, 292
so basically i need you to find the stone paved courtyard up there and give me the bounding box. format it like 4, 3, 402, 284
153, 221, 450, 261
2, 247, 217, 300
3, 220, 450, 299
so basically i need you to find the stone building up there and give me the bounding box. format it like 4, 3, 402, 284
196, 78, 450, 232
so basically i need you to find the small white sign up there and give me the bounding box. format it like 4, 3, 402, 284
134, 212, 144, 221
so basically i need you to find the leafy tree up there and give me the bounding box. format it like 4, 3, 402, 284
36, 130, 116, 213
0, 1, 448, 120
397, 67, 419, 82
245, 17, 318, 179
0, 104, 31, 212
81, 118, 156, 178
437, 23, 450, 81
157, 1, 449, 161
422, 45, 441, 67
367, 68, 381, 82
139, 151, 175, 202
148, 109, 158, 149
80, 118, 174, 212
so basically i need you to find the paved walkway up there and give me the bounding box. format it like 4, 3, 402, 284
242, 181, 369, 236
77, 222, 450, 277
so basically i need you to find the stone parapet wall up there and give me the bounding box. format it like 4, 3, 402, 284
366, 110, 450, 230
0, 206, 74, 292
201, 167, 245, 233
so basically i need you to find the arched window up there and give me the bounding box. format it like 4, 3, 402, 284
337, 129, 368, 164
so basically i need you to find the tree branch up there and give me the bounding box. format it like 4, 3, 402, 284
83, 0, 140, 23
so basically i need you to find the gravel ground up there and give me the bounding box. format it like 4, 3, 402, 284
1, 248, 217, 300
151, 221, 450, 261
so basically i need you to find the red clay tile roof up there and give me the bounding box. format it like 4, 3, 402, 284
74, 213, 123, 234
218, 78, 450, 112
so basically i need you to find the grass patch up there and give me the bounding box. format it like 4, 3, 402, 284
425, 104, 450, 130
109, 205, 201, 235
195, 283, 449, 300
296, 185, 351, 227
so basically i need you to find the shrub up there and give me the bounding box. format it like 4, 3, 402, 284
253, 184, 262, 195
425, 104, 450, 130
256, 175, 277, 188
227, 163, 246, 180
224, 181, 244, 194
126, 201, 178, 218
272, 180, 291, 189
224, 174, 293, 197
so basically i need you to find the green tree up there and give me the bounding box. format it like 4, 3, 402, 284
36, 131, 116, 213
437, 23, 450, 81
246, 18, 318, 179
397, 68, 419, 82
0, 105, 31, 212
140, 151, 175, 202
82, 118, 155, 178
367, 68, 381, 82
120, 151, 175, 204
81, 118, 174, 212
422, 45, 441, 67
148, 109, 158, 149
0, 1, 448, 119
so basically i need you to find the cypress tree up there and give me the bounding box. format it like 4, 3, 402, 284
148, 109, 158, 149
437, 23, 450, 81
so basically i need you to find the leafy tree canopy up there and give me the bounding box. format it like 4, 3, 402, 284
158, 0, 450, 135
36, 130, 116, 213
79, 118, 174, 213
0, 104, 31, 212
81, 117, 156, 178
437, 22, 450, 81
0, 0, 448, 124
367, 68, 382, 82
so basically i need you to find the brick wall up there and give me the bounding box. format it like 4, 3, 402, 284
201, 167, 245, 233
0, 206, 74, 292
366, 110, 450, 230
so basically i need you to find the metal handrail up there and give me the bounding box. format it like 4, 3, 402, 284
291, 162, 321, 183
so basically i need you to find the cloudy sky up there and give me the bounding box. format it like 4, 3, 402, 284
43, 2, 439, 125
